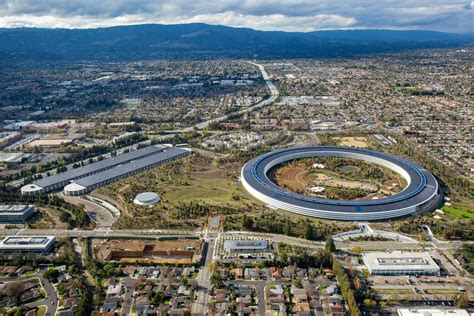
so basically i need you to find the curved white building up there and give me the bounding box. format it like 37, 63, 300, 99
133, 192, 161, 206
241, 146, 442, 221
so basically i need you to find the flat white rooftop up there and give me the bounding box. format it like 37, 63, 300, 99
224, 240, 268, 251
0, 236, 56, 251
363, 251, 440, 273
0, 205, 34, 214
397, 308, 469, 316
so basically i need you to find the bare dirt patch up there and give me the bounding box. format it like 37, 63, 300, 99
337, 136, 369, 148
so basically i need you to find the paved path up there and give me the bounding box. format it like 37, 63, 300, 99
61, 194, 117, 229
333, 223, 418, 243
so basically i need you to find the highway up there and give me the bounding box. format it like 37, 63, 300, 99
181, 62, 279, 132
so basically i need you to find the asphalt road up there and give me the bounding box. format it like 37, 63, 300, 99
2, 228, 199, 239
192, 238, 215, 315
61, 194, 116, 229
0, 267, 58, 316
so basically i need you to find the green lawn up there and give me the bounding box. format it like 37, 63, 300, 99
37, 305, 47, 316
23, 268, 39, 276
165, 178, 242, 208
442, 204, 473, 219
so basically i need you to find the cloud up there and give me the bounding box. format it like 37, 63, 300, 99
0, 0, 471, 33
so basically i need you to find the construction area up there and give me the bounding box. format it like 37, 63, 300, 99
92, 238, 202, 264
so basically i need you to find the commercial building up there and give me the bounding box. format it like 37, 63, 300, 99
363, 252, 440, 276
0, 152, 30, 164
63, 147, 190, 195
223, 240, 268, 251
21, 144, 189, 195
94, 239, 200, 264
397, 308, 469, 316
0, 205, 36, 223
215, 237, 274, 263
0, 131, 22, 149
241, 146, 442, 221
0, 236, 56, 253
3, 121, 35, 130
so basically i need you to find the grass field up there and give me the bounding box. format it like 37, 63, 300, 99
97, 153, 254, 229
37, 306, 47, 316
166, 177, 242, 208
442, 204, 473, 219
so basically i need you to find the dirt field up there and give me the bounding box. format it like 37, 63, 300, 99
93, 238, 202, 264
336, 136, 369, 148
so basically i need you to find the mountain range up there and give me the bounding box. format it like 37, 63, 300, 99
0, 23, 472, 62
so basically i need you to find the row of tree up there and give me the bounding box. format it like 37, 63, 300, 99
241, 212, 341, 241
332, 259, 362, 316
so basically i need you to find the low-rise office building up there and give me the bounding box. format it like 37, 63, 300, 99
215, 237, 274, 263
0, 205, 36, 223
397, 308, 469, 316
63, 147, 191, 195
223, 240, 268, 252
0, 236, 56, 253
363, 251, 440, 276
20, 144, 186, 195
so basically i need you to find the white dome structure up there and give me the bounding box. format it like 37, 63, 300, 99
133, 192, 160, 206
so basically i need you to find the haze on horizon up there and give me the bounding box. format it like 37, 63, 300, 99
0, 0, 472, 33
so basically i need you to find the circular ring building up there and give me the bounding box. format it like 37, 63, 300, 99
241, 146, 442, 221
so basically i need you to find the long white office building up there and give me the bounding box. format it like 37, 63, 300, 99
0, 236, 56, 253
63, 147, 191, 195
20, 144, 190, 195
363, 251, 440, 275
397, 308, 469, 316
0, 205, 36, 223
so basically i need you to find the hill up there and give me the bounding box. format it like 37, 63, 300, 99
0, 23, 471, 62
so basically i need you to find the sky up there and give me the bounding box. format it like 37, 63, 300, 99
0, 0, 472, 33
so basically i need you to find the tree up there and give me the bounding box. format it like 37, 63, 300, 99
5, 282, 24, 301
14, 307, 23, 316
293, 277, 303, 288
242, 215, 254, 229
351, 245, 363, 255
302, 221, 314, 240
354, 277, 362, 290
44, 268, 60, 281
210, 272, 224, 289
454, 293, 469, 308
363, 299, 377, 309
325, 237, 336, 254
